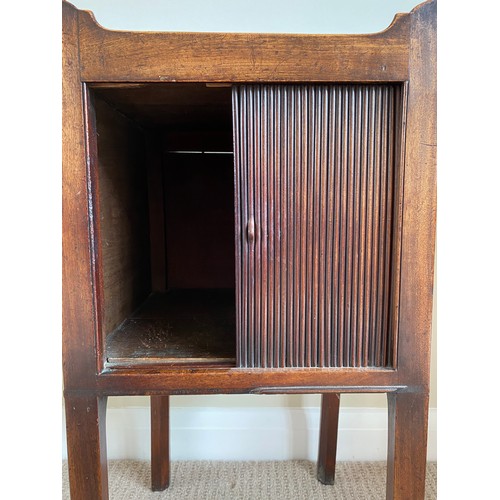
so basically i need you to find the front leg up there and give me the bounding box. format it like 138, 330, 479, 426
65, 394, 109, 500
386, 391, 429, 500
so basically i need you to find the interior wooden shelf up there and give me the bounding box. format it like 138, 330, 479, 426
105, 289, 236, 367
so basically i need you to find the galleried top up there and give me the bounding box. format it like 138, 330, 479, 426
62, 0, 435, 84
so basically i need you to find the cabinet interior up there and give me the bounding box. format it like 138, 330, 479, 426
90, 83, 236, 368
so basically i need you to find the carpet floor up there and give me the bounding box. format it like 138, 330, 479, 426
63, 460, 437, 499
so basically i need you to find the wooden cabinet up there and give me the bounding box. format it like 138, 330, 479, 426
63, 1, 436, 498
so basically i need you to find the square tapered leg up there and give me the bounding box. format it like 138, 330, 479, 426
151, 395, 170, 491
317, 393, 341, 485
386, 391, 429, 500
65, 395, 109, 500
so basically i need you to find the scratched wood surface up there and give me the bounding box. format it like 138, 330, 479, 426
64, 1, 436, 498
77, 8, 411, 83
105, 289, 236, 367
62, 1, 101, 389
63, 0, 436, 394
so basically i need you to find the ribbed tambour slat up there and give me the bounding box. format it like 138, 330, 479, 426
233, 84, 404, 368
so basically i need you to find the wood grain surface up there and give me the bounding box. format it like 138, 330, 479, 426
233, 84, 405, 369
77, 8, 411, 83
92, 96, 151, 337
64, 394, 109, 500
63, 0, 100, 388
63, 2, 436, 498
317, 393, 341, 485
151, 395, 170, 491
105, 290, 236, 367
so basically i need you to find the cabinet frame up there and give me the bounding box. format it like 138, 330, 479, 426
64, 0, 435, 396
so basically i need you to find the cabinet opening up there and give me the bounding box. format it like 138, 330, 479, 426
89, 83, 236, 368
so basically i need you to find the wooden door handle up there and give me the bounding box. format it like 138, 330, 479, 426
247, 218, 255, 243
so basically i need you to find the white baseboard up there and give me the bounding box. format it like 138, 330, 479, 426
62, 406, 436, 462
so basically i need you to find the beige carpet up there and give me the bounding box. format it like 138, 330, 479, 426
62, 460, 436, 499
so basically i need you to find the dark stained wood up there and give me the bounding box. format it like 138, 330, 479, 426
92, 83, 233, 131
233, 84, 404, 368
62, 1, 436, 497
164, 153, 235, 289
396, 0, 437, 388
151, 396, 170, 491
386, 391, 429, 500
65, 395, 108, 500
97, 368, 400, 395
92, 95, 152, 337
78, 9, 411, 83
389, 83, 408, 369
317, 393, 340, 485
62, 0, 99, 390
62, 0, 436, 380
146, 131, 167, 292
232, 90, 244, 367
386, 4, 436, 493
82, 86, 107, 368
105, 290, 236, 367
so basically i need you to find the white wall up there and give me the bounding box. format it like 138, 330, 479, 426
65, 0, 435, 461
61, 403, 436, 462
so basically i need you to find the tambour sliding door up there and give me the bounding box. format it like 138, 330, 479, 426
233, 84, 406, 369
